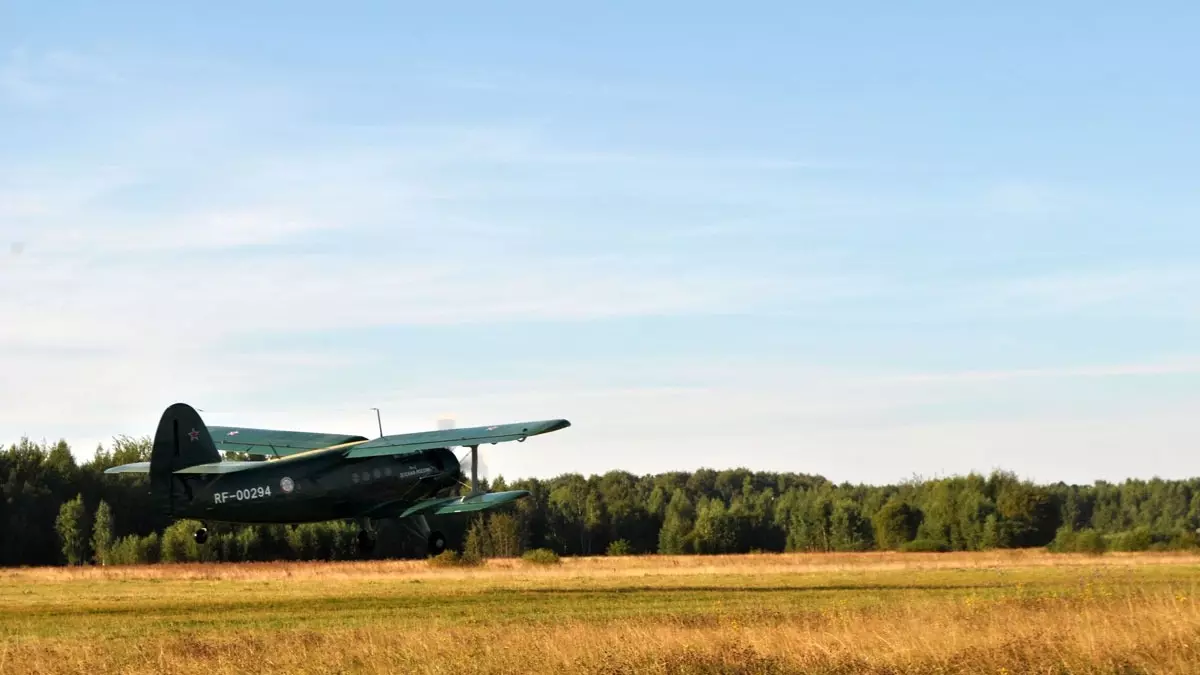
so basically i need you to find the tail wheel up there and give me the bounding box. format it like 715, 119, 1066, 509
427, 531, 446, 556
193, 527, 208, 544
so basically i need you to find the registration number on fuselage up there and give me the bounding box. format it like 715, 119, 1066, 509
213, 486, 271, 504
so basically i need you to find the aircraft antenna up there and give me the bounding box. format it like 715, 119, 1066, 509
369, 407, 383, 438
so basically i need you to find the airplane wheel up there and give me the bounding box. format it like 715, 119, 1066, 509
427, 531, 446, 556
357, 530, 375, 553
194, 527, 208, 545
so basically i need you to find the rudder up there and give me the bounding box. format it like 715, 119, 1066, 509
149, 403, 221, 516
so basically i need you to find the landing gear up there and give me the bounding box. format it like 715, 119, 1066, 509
427, 530, 447, 556
194, 527, 208, 544
357, 517, 376, 554
357, 529, 375, 553
404, 515, 444, 557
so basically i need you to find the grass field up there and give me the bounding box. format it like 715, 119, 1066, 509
2, 550, 1199, 674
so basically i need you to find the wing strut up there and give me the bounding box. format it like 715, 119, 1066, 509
469, 444, 479, 496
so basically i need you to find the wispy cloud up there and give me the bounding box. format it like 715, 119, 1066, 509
418, 67, 677, 102
980, 180, 1091, 218
5, 35, 1199, 489
274, 358, 1200, 484
0, 54, 873, 458
993, 267, 1200, 312
0, 61, 52, 104
870, 358, 1200, 384
0, 47, 123, 105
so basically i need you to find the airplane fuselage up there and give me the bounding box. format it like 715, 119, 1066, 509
171, 447, 462, 524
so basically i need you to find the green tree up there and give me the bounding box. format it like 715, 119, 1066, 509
830, 498, 872, 551
787, 489, 834, 552
55, 494, 89, 565
994, 477, 1058, 547
548, 475, 590, 554
657, 489, 695, 554
692, 498, 738, 554
91, 500, 115, 565
488, 513, 522, 557
463, 515, 490, 563
872, 497, 920, 550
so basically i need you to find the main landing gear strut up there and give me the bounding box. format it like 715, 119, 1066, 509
357, 518, 376, 553
410, 514, 446, 557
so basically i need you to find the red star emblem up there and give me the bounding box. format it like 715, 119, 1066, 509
188, 428, 200, 442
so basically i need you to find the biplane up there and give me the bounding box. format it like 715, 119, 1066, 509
104, 402, 570, 555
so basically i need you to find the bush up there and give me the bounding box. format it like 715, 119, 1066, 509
1167, 529, 1200, 551
1048, 526, 1107, 555
428, 550, 460, 567
107, 533, 160, 565
427, 550, 481, 567
1047, 526, 1077, 553
521, 548, 560, 565
606, 539, 633, 556
1109, 527, 1156, 552
1074, 529, 1107, 555
900, 538, 949, 553
159, 520, 203, 563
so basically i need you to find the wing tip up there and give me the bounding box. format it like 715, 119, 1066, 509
532, 419, 570, 434
103, 462, 151, 474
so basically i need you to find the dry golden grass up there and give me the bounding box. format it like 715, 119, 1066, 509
2, 550, 1199, 674
7, 547, 1197, 582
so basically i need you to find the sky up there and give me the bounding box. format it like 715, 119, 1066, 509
2, 2, 1199, 485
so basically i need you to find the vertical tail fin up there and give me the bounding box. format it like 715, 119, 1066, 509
149, 402, 221, 516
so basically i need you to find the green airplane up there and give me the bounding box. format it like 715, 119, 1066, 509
104, 402, 571, 555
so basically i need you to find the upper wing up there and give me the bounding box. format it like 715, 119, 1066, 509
103, 418, 569, 471
342, 419, 570, 459
207, 427, 369, 457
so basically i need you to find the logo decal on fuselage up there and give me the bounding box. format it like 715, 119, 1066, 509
280, 476, 295, 493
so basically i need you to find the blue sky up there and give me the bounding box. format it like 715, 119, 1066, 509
2, 2, 1199, 484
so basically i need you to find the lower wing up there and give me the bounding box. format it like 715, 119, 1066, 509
398, 490, 531, 518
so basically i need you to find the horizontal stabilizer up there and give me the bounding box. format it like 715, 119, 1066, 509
104, 462, 150, 474
104, 460, 267, 475
399, 490, 532, 518
208, 427, 369, 457
343, 419, 570, 459
172, 461, 265, 474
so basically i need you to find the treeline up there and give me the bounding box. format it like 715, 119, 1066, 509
5, 435, 1200, 566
